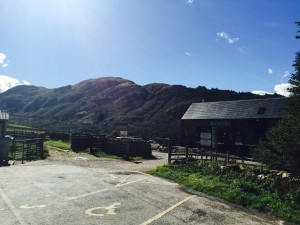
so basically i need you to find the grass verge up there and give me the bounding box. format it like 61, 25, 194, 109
44, 140, 71, 150
148, 162, 300, 224
93, 150, 122, 160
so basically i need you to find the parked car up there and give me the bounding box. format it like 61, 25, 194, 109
148, 140, 160, 149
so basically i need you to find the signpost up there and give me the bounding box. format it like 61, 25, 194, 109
120, 131, 128, 137
200, 132, 211, 147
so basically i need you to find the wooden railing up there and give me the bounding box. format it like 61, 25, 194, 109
10, 138, 44, 163
168, 145, 263, 167
6, 131, 45, 163
70, 134, 152, 158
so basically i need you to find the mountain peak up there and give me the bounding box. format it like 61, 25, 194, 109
0, 76, 281, 136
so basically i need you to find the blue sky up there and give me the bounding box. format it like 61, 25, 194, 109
0, 0, 299, 96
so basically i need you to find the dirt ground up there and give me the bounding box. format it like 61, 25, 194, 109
30, 147, 169, 172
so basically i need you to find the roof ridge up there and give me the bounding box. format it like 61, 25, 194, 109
192, 97, 286, 104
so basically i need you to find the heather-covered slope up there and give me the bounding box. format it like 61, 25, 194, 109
0, 77, 280, 136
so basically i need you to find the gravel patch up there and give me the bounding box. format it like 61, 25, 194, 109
25, 150, 168, 172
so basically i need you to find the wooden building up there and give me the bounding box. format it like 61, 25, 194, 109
181, 98, 287, 156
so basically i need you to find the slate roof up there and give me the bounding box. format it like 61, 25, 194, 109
182, 98, 287, 120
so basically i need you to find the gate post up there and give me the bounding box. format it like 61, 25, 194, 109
185, 146, 189, 160
168, 139, 171, 164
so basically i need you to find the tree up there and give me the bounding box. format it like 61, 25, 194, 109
254, 22, 300, 175
289, 52, 300, 95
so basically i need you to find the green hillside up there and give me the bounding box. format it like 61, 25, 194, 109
0, 77, 281, 137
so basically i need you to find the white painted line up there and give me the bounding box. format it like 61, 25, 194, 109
115, 174, 131, 186
121, 174, 131, 183
66, 188, 109, 201
115, 177, 149, 187
67, 174, 150, 199
140, 195, 195, 225
20, 205, 47, 209
109, 174, 119, 179
0, 187, 27, 225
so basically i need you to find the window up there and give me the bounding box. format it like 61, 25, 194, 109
257, 107, 266, 114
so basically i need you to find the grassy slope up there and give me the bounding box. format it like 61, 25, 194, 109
148, 163, 300, 224
7, 123, 46, 132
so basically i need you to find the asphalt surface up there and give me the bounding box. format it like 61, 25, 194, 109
0, 163, 285, 225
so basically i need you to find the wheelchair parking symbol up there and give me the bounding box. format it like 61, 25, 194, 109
85, 203, 121, 217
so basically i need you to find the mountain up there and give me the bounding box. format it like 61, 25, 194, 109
0, 77, 281, 137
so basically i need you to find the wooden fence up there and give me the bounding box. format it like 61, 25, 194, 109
165, 137, 262, 167
103, 138, 152, 158
47, 132, 70, 142
10, 138, 44, 163
7, 131, 45, 163
70, 133, 106, 152
70, 134, 152, 158
7, 131, 44, 140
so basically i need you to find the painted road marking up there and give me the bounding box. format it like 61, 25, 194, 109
85, 203, 121, 217
140, 195, 195, 225
119, 174, 131, 184
0, 186, 27, 225
115, 177, 149, 187
66, 188, 109, 201
20, 205, 47, 209
67, 174, 150, 200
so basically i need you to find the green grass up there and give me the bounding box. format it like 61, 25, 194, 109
148, 162, 300, 224
44, 141, 140, 160
44, 140, 71, 150
7, 123, 46, 132
93, 150, 123, 160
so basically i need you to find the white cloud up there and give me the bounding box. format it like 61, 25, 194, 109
282, 70, 290, 79
252, 90, 273, 96
217, 32, 239, 44
0, 75, 31, 93
185, 0, 194, 5
23, 80, 31, 85
185, 52, 192, 56
0, 52, 6, 64
274, 83, 291, 97
252, 83, 292, 97
267, 68, 273, 75
0, 52, 9, 67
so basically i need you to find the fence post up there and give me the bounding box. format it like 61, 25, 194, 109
200, 148, 203, 160
226, 149, 229, 165
168, 139, 171, 164
124, 139, 130, 160
185, 146, 189, 160
11, 139, 16, 160
22, 141, 25, 164
89, 135, 93, 155
215, 147, 217, 162
39, 139, 44, 159
35, 139, 38, 159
